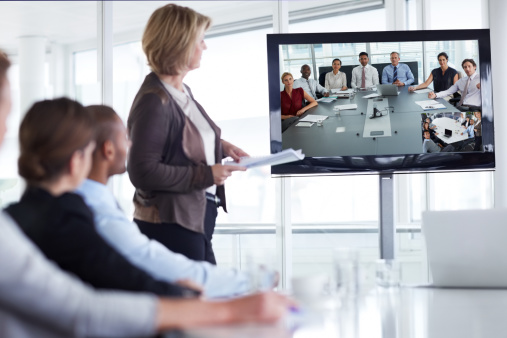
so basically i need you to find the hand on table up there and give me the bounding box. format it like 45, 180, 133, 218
323, 92, 330, 97
340, 86, 348, 91
428, 92, 436, 99
296, 109, 305, 117
408, 86, 416, 92
393, 80, 405, 86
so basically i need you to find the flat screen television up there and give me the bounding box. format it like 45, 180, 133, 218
267, 29, 494, 175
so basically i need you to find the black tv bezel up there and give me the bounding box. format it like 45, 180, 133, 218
268, 29, 494, 176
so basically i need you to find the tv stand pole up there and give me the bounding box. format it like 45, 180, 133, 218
379, 174, 395, 259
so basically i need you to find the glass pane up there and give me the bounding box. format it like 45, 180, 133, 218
0, 1, 98, 207
428, 0, 484, 29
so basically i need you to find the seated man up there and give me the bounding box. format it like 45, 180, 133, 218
461, 118, 475, 138
422, 130, 454, 153
351, 52, 379, 89
76, 105, 276, 299
382, 52, 414, 86
293, 64, 329, 100
429, 59, 481, 111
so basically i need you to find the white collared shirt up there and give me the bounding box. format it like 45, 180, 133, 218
293, 77, 328, 100
325, 71, 347, 90
351, 64, 380, 88
436, 72, 481, 107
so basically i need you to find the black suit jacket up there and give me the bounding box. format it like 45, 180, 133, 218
6, 187, 194, 297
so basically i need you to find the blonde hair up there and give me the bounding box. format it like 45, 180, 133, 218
142, 4, 212, 75
281, 72, 293, 83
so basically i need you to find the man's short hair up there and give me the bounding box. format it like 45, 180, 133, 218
390, 51, 400, 58
332, 58, 341, 65
437, 52, 449, 60
86, 105, 122, 156
359, 52, 368, 58
423, 130, 430, 136
462, 58, 477, 68
300, 64, 310, 70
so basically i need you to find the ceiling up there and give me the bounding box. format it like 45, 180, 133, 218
0, 0, 359, 54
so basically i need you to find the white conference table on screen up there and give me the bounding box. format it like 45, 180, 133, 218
181, 287, 507, 338
431, 117, 469, 144
281, 86, 460, 158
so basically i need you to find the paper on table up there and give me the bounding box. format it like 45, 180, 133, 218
413, 88, 431, 94
330, 88, 354, 94
299, 115, 328, 122
415, 100, 446, 110
363, 93, 381, 99
317, 97, 335, 103
223, 148, 305, 168
334, 104, 357, 110
296, 121, 313, 127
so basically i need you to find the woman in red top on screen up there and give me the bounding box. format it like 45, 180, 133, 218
280, 72, 317, 120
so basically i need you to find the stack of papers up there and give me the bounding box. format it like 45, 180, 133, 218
415, 100, 446, 110
223, 148, 305, 168
334, 104, 358, 110
317, 97, 336, 103
330, 88, 354, 94
296, 122, 313, 127
412, 88, 431, 94
299, 115, 328, 122
363, 93, 381, 99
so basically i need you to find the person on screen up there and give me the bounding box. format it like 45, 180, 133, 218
408, 52, 458, 100
422, 130, 454, 153
425, 117, 436, 130
76, 105, 277, 299
461, 118, 475, 138
325, 58, 347, 91
474, 111, 482, 151
382, 52, 414, 86
281, 72, 317, 119
351, 52, 379, 89
293, 64, 329, 100
428, 59, 481, 111
461, 115, 471, 128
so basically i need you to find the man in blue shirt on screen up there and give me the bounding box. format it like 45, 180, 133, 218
382, 51, 414, 86
75, 105, 276, 299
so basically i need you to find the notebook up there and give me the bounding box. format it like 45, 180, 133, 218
422, 209, 507, 288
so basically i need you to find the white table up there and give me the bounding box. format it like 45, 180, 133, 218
181, 287, 507, 338
431, 117, 469, 144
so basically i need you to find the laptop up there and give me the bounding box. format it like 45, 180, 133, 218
443, 129, 453, 138
376, 84, 400, 96
422, 209, 507, 288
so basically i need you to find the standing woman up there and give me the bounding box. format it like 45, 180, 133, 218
128, 4, 247, 265
325, 58, 347, 91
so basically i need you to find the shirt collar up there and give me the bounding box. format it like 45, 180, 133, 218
75, 179, 117, 209
468, 72, 478, 80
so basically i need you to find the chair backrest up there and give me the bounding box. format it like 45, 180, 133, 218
318, 61, 419, 87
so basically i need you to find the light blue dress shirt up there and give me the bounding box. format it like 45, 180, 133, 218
76, 179, 256, 299
382, 63, 414, 85
466, 124, 475, 138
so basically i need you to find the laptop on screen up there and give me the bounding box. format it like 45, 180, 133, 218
376, 84, 400, 96
444, 129, 453, 138
422, 209, 507, 288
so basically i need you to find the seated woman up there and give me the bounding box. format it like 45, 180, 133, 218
5, 98, 193, 297
409, 52, 458, 100
280, 72, 317, 120
325, 58, 347, 91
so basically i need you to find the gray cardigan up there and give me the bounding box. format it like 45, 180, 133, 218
0, 212, 157, 338
127, 72, 226, 234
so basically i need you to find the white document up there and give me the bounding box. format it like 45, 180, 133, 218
330, 88, 354, 94
334, 104, 358, 110
317, 97, 335, 103
223, 148, 305, 168
415, 100, 446, 110
413, 88, 431, 94
296, 121, 313, 127
363, 93, 381, 99
299, 115, 328, 122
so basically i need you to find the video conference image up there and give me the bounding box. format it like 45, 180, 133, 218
279, 39, 484, 158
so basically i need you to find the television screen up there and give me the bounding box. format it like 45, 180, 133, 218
267, 29, 494, 175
